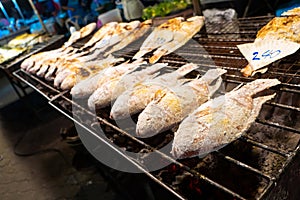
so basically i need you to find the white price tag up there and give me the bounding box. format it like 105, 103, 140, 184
237, 39, 300, 73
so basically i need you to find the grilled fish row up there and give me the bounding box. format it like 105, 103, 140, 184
21, 20, 152, 90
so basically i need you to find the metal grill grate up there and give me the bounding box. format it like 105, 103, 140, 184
13, 16, 300, 199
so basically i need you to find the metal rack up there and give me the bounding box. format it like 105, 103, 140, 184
12, 16, 300, 199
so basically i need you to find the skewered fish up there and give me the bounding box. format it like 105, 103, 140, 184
136, 68, 226, 137
241, 14, 300, 77
70, 60, 144, 98
171, 79, 281, 159
104, 20, 152, 57
149, 16, 205, 63
90, 21, 141, 53
87, 63, 167, 109
110, 63, 199, 120
132, 17, 184, 60
64, 22, 97, 48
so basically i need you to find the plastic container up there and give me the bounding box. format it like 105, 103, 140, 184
97, 8, 122, 26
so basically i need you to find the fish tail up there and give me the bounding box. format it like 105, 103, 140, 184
237, 93, 276, 137
239, 79, 281, 96
199, 68, 227, 83
188, 68, 227, 96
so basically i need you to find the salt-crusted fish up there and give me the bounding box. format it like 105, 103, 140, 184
136, 68, 226, 137
149, 16, 205, 64
81, 22, 118, 50
241, 15, 300, 77
171, 79, 281, 159
132, 17, 184, 60
87, 63, 167, 109
110, 63, 199, 120
44, 49, 101, 81
21, 46, 75, 71
60, 56, 124, 90
28, 49, 89, 75
22, 23, 96, 71
64, 22, 97, 48
104, 20, 152, 57
70, 60, 143, 98
90, 21, 141, 53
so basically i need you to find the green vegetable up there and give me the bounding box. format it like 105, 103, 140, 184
142, 0, 191, 20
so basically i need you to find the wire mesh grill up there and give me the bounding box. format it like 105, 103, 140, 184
13, 16, 300, 199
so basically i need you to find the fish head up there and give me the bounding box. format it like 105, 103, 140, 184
136, 102, 168, 138
110, 92, 132, 120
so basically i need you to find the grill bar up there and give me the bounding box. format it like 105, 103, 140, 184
216, 151, 274, 181
257, 119, 300, 134
240, 136, 291, 157
13, 69, 60, 100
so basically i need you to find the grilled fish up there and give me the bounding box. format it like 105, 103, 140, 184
90, 21, 141, 53
241, 15, 300, 77
171, 79, 281, 159
136, 68, 226, 137
110, 63, 199, 120
28, 49, 88, 75
44, 49, 102, 81
60, 56, 124, 90
22, 22, 97, 71
132, 17, 184, 60
64, 22, 97, 48
104, 20, 152, 57
21, 46, 75, 71
81, 22, 118, 50
149, 16, 205, 64
70, 60, 143, 98
87, 63, 167, 109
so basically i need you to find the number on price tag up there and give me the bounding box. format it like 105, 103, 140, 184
252, 49, 282, 61
237, 39, 300, 72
